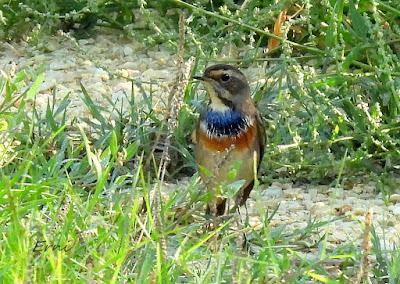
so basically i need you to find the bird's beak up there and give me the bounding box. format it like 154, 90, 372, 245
193, 75, 204, 81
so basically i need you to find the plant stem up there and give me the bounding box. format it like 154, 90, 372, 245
173, 0, 326, 55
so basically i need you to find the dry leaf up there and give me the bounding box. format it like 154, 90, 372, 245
267, 9, 287, 52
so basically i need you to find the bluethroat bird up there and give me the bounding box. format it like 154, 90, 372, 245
193, 64, 265, 216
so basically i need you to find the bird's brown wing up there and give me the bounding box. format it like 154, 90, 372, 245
236, 112, 266, 206
256, 112, 266, 170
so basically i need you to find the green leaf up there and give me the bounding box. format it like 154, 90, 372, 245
14, 70, 27, 83
325, 0, 344, 48
226, 168, 238, 180
137, 246, 155, 283
199, 165, 212, 177
110, 130, 118, 159
126, 141, 140, 160
310, 75, 347, 88
342, 45, 362, 70
26, 72, 44, 100
225, 179, 245, 198
46, 101, 58, 131
80, 82, 108, 128
0, 119, 8, 131
305, 270, 340, 284
349, 0, 368, 39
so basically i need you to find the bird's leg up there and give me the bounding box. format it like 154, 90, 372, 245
236, 206, 249, 250
207, 197, 226, 216
205, 196, 227, 231
243, 202, 250, 226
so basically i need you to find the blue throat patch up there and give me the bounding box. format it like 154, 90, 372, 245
204, 110, 249, 137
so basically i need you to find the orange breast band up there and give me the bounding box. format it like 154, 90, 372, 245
198, 123, 256, 152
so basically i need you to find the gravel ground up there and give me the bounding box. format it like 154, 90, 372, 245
1, 30, 399, 255
250, 182, 400, 249
1, 29, 178, 119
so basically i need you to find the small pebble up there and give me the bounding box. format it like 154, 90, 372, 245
329, 187, 344, 198
123, 46, 134, 56
389, 194, 400, 203
263, 185, 283, 199
390, 204, 400, 216
334, 204, 352, 216
353, 207, 366, 216
283, 188, 303, 199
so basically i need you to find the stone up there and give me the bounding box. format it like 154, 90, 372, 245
141, 69, 174, 81
390, 204, 400, 216
283, 187, 303, 200
353, 207, 366, 216
389, 194, 400, 203
334, 204, 353, 216
263, 185, 283, 199
328, 187, 344, 198
310, 202, 330, 217
123, 46, 134, 56
50, 59, 76, 70
93, 68, 109, 81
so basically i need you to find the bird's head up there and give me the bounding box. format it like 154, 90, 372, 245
193, 64, 251, 112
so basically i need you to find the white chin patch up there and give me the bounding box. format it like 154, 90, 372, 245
209, 97, 230, 111
203, 81, 230, 111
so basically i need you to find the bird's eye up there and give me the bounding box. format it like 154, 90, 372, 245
221, 74, 230, 82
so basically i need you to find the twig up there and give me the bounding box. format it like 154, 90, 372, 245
354, 209, 373, 283
376, 1, 400, 16
152, 12, 194, 267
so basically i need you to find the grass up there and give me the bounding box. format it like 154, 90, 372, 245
1, 0, 400, 282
